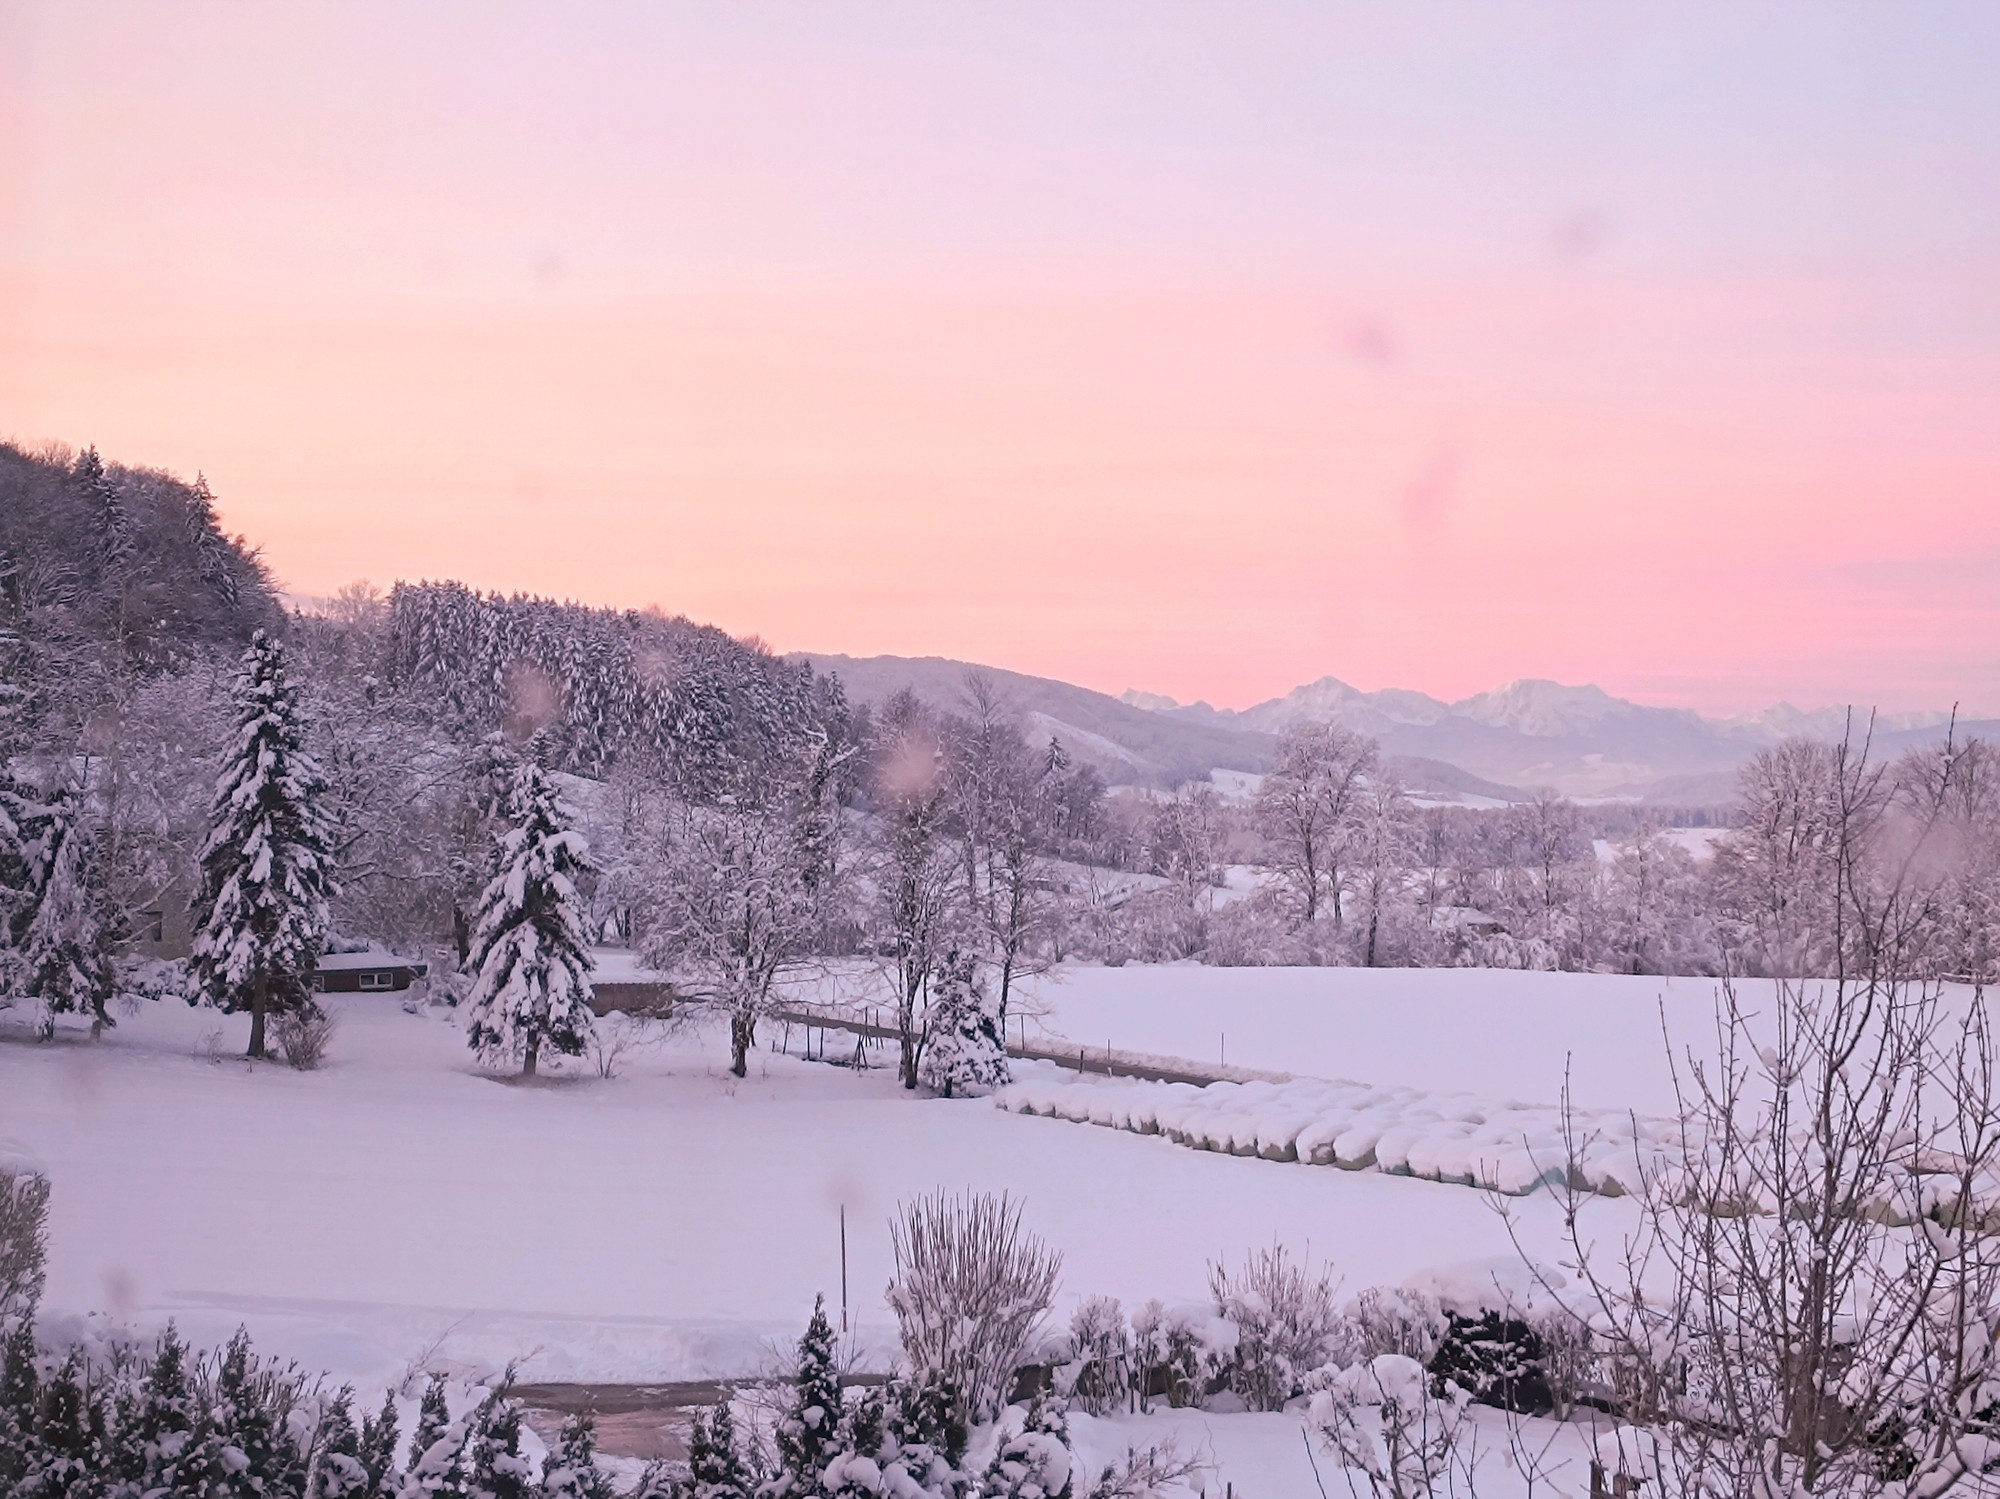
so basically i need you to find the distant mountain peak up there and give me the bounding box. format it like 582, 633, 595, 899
1452, 679, 1643, 738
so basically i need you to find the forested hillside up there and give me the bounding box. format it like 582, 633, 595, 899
0, 441, 278, 743
2, 442, 1996, 1072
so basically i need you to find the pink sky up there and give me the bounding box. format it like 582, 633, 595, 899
4, 3, 1998, 715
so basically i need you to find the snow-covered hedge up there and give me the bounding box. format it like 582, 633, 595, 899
996, 1065, 1672, 1198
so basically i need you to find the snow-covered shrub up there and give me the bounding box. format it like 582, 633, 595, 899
888, 1192, 1062, 1425
1129, 1300, 1236, 1410
818, 1372, 979, 1499
1346, 1287, 1446, 1368
980, 1389, 1074, 1499
1454, 930, 1559, 972
275, 1003, 337, 1071
1523, 1306, 1597, 1420
0, 1146, 49, 1334
1308, 1355, 1472, 1499
1208, 1246, 1346, 1411
1061, 1296, 1131, 1416
0, 1317, 361, 1497
1201, 896, 1319, 968
1427, 1309, 1553, 1416
121, 956, 194, 1006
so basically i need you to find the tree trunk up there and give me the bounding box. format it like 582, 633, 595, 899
247, 974, 268, 1059
732, 1011, 753, 1078
452, 905, 471, 965
523, 1037, 539, 1078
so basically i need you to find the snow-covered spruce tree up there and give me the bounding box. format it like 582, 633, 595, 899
311, 1387, 370, 1499
405, 1372, 452, 1483
13, 774, 117, 1038
764, 1295, 844, 1499
540, 1407, 614, 1499
917, 948, 1008, 1098
359, 1387, 401, 1495
190, 629, 337, 1059
688, 1401, 756, 1499
213, 1324, 309, 1495
463, 753, 595, 1078
464, 1386, 535, 1499
113, 1323, 204, 1497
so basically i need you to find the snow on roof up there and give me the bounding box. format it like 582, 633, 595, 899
587, 947, 671, 985
316, 949, 428, 972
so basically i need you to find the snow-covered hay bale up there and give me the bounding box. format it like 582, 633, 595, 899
993, 1065, 1669, 1201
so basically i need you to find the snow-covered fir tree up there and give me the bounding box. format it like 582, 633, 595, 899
462, 753, 595, 1077
918, 949, 1009, 1098
190, 630, 337, 1059
763, 1295, 844, 1499
13, 774, 117, 1037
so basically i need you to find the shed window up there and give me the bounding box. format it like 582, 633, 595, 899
357, 971, 394, 991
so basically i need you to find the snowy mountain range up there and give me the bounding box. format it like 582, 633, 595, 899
1126, 676, 1992, 800
797, 652, 1992, 803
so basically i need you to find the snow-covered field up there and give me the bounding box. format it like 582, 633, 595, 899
1011, 963, 1742, 1115
1, 966, 1695, 1492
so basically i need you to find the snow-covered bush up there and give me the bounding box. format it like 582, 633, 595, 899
1308, 1355, 1471, 1499
0, 1318, 362, 1497
275, 1004, 338, 1071
1346, 1287, 1447, 1368
1128, 1301, 1236, 1411
980, 1390, 1074, 1499
1427, 1309, 1553, 1416
121, 956, 195, 1006
1208, 1245, 1346, 1411
1061, 1296, 1131, 1416
888, 1192, 1062, 1425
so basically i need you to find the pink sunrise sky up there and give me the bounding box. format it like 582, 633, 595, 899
3, 2, 1997, 716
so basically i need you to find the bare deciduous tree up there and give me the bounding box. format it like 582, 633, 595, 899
1256, 723, 1378, 928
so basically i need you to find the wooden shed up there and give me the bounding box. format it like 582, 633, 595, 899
314, 949, 430, 994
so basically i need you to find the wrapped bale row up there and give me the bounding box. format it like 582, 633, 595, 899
997, 1068, 1676, 1199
